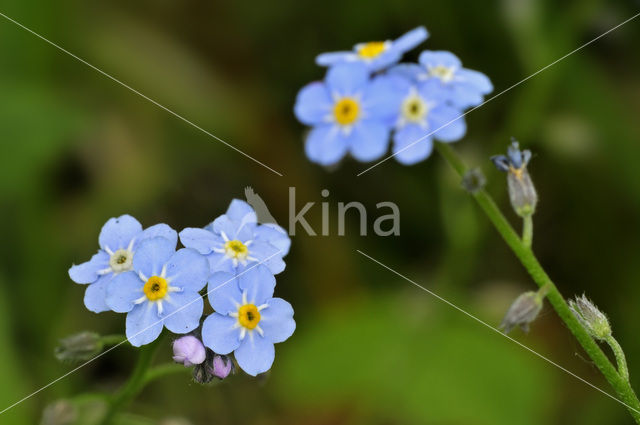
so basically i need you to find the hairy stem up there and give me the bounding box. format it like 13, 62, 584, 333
522, 215, 533, 248
606, 335, 630, 383
435, 142, 640, 423
99, 337, 162, 425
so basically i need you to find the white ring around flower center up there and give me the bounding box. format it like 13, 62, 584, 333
401, 93, 429, 124
428, 65, 455, 83
109, 248, 134, 273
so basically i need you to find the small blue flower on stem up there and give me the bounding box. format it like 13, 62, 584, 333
491, 139, 538, 217
106, 237, 209, 347
315, 27, 428, 72
389, 76, 467, 164
202, 265, 295, 376
180, 200, 290, 275
294, 63, 400, 165
394, 51, 493, 108
68, 215, 177, 313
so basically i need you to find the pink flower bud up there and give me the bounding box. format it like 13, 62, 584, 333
172, 336, 206, 367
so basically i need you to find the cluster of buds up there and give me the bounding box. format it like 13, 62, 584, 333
491, 139, 538, 218
54, 332, 104, 363
172, 335, 234, 384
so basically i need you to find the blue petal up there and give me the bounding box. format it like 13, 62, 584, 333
126, 303, 164, 347
137, 223, 177, 248
234, 333, 275, 376
393, 124, 434, 165
165, 248, 209, 292
106, 271, 144, 313
83, 274, 112, 313
392, 26, 429, 52
294, 82, 332, 125
388, 63, 423, 82
225, 199, 258, 224
259, 298, 295, 344
305, 125, 348, 166
206, 252, 234, 274
326, 63, 369, 96
247, 241, 285, 275
449, 84, 485, 108
238, 264, 275, 305
315, 51, 357, 67
207, 272, 242, 314
212, 215, 252, 241
201, 313, 241, 355
99, 215, 143, 252
132, 237, 176, 278
419, 50, 462, 69
430, 105, 467, 142
179, 227, 217, 254
69, 251, 109, 284
456, 68, 493, 94
362, 75, 405, 122
162, 291, 204, 334
367, 51, 403, 72
254, 224, 291, 256
348, 120, 390, 162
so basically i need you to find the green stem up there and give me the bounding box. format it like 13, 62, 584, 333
143, 363, 191, 386
522, 215, 533, 248
101, 334, 126, 347
606, 335, 630, 383
435, 142, 640, 423
99, 337, 162, 425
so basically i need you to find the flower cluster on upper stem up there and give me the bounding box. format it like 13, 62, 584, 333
294, 26, 493, 166
68, 199, 295, 376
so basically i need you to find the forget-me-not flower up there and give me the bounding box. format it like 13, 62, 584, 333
294, 63, 400, 165
201, 265, 295, 376
68, 215, 177, 313
402, 50, 493, 108
179, 199, 290, 275
106, 236, 209, 346
388, 75, 467, 164
316, 27, 428, 72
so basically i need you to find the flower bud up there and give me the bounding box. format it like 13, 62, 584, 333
500, 291, 544, 333
208, 354, 234, 380
172, 335, 206, 367
569, 294, 611, 340
192, 362, 213, 384
491, 139, 538, 217
461, 168, 487, 194
54, 332, 103, 363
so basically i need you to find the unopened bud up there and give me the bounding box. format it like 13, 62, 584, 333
172, 336, 206, 367
54, 332, 103, 363
569, 294, 611, 340
461, 168, 487, 194
208, 354, 234, 380
500, 291, 544, 333
41, 400, 77, 425
491, 139, 538, 217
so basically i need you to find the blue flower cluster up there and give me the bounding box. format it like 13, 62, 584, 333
294, 27, 493, 166
69, 200, 295, 376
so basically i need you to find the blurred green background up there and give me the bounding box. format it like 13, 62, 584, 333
2, 0, 640, 424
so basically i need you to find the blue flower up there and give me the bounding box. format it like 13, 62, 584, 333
68, 215, 177, 313
294, 63, 401, 165
315, 27, 428, 72
407, 50, 493, 108
389, 76, 467, 165
106, 237, 209, 346
179, 200, 290, 275
201, 265, 295, 376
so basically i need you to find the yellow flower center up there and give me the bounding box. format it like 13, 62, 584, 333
357, 41, 387, 59
401, 95, 428, 123
333, 98, 360, 125
143, 276, 168, 301
429, 65, 455, 83
238, 304, 261, 330
224, 240, 248, 259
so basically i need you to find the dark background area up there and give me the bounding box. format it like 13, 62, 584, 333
1, 0, 640, 423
